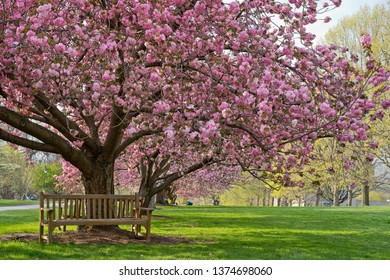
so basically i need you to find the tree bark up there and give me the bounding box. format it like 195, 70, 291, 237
315, 187, 322, 207
262, 188, 267, 206
362, 184, 370, 206
79, 159, 116, 230
347, 186, 353, 206
82, 159, 115, 195
333, 187, 340, 206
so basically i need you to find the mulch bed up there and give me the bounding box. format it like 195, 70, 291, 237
0, 228, 195, 245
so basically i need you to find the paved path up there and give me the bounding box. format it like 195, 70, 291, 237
0, 204, 39, 211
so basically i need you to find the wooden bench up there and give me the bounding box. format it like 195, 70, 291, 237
39, 192, 153, 244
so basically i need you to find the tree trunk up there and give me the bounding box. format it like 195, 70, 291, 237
315, 187, 322, 207
362, 184, 370, 206
347, 186, 353, 206
333, 187, 340, 206
267, 189, 272, 206
82, 159, 115, 195
262, 188, 267, 206
156, 191, 164, 205
80, 159, 116, 231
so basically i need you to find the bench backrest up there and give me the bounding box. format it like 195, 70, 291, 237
39, 192, 142, 220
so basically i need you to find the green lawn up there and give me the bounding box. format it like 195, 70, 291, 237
0, 206, 389, 260
0, 199, 39, 207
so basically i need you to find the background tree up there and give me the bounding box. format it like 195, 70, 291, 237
0, 144, 34, 199
174, 164, 241, 205
324, 3, 390, 67
323, 2, 390, 205
32, 161, 63, 194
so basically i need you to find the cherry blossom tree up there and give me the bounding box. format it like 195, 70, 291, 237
1, 0, 389, 203
173, 164, 241, 205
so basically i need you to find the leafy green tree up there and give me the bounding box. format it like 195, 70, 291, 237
322, 3, 390, 205
220, 174, 272, 206
32, 162, 63, 194
0, 144, 34, 199
325, 3, 390, 67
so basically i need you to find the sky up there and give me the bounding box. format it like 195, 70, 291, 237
307, 0, 388, 43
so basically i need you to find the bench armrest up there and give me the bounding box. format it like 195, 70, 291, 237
140, 207, 154, 212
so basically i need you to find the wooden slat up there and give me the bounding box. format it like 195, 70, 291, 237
93, 199, 97, 219
104, 198, 107, 219
81, 199, 85, 219
44, 194, 137, 199
58, 198, 62, 219
125, 198, 129, 218
109, 199, 113, 219
118, 199, 123, 218
64, 199, 68, 219
87, 198, 91, 219
97, 199, 102, 219
69, 199, 74, 219
51, 218, 148, 226
75, 199, 80, 219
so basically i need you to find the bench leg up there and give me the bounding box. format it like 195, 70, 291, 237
47, 210, 54, 244
48, 223, 54, 244
39, 224, 44, 243
146, 212, 152, 242
135, 224, 141, 237
145, 224, 151, 243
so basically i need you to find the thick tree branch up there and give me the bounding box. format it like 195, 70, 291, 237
149, 157, 215, 196
115, 128, 163, 158
0, 106, 93, 174
34, 93, 100, 154
225, 122, 267, 152
0, 129, 58, 153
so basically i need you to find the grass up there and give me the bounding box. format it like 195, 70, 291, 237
0, 199, 39, 207
0, 206, 390, 260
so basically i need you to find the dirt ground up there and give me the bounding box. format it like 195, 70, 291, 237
0, 227, 194, 245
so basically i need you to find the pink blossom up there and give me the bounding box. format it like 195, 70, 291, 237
150, 72, 159, 83
92, 92, 100, 100
53, 17, 65, 27
102, 70, 112, 81
48, 69, 59, 77
360, 34, 372, 47
36, 4, 52, 14
222, 108, 232, 118
54, 43, 66, 52
92, 82, 101, 92
366, 153, 374, 162
319, 102, 330, 112
217, 102, 228, 111
368, 141, 378, 149
381, 100, 390, 110
99, 44, 107, 54
67, 47, 79, 57
31, 69, 42, 79
331, 0, 341, 7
